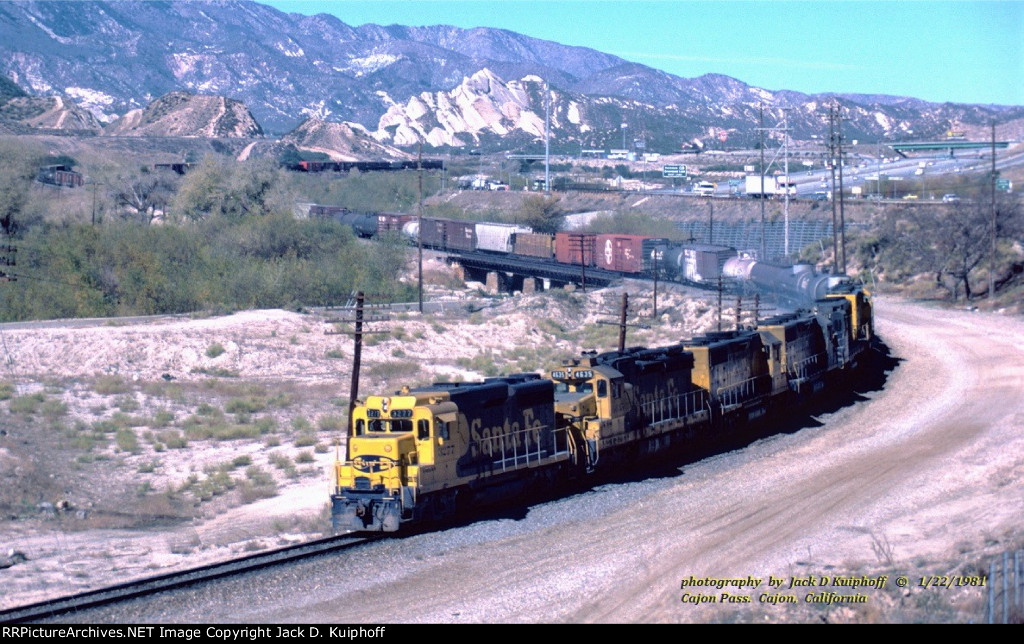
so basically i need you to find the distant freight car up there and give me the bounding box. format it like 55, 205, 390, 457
476, 223, 532, 254
555, 233, 597, 266
419, 218, 476, 252
512, 232, 556, 260
658, 243, 736, 284
377, 213, 415, 235
594, 235, 668, 274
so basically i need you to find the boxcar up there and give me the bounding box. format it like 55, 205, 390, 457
513, 232, 556, 260
595, 235, 667, 274
476, 223, 532, 254
555, 232, 597, 266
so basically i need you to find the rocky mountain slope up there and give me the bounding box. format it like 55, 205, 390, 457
102, 91, 262, 138
1, 0, 1021, 150
281, 119, 410, 161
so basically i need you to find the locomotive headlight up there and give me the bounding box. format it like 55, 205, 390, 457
384, 444, 392, 453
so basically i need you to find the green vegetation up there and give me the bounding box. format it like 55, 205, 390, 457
9, 392, 45, 414
0, 154, 416, 321
205, 342, 226, 358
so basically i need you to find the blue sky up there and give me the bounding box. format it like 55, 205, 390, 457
261, 0, 1024, 106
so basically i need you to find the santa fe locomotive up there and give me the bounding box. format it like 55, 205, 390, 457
330, 280, 874, 533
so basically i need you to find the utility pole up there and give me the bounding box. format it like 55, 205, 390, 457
325, 292, 390, 461
652, 250, 658, 319
759, 104, 766, 259
596, 292, 648, 351
417, 145, 424, 313
0, 242, 16, 283
990, 121, 997, 301
836, 107, 847, 274
545, 82, 551, 194
348, 291, 365, 454
783, 109, 790, 257
708, 200, 714, 245
717, 276, 723, 332
618, 292, 628, 352
829, 105, 839, 271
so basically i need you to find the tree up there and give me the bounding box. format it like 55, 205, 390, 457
517, 195, 564, 233
111, 167, 179, 224
0, 139, 43, 235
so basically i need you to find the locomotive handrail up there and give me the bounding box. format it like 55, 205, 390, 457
481, 424, 568, 473
790, 352, 827, 380
717, 374, 764, 408
640, 389, 708, 425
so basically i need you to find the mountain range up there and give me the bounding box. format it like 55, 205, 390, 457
1, 0, 1021, 154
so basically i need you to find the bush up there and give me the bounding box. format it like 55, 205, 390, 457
206, 342, 226, 358
9, 393, 45, 414
115, 428, 140, 453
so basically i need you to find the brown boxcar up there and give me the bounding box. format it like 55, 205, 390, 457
513, 232, 556, 259
378, 213, 415, 234
420, 218, 477, 252
594, 234, 661, 274
555, 232, 597, 266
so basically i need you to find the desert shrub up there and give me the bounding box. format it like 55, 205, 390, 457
115, 428, 140, 453
9, 392, 45, 414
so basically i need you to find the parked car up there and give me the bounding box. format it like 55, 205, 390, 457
942, 193, 961, 203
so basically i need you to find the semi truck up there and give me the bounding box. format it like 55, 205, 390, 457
745, 175, 777, 198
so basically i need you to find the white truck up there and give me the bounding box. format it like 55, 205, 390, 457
745, 175, 777, 199
775, 176, 797, 198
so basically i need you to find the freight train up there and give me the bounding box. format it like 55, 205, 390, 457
330, 278, 874, 533
312, 205, 856, 304
311, 205, 746, 286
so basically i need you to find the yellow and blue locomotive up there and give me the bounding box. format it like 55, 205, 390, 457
331, 281, 876, 533
332, 375, 569, 532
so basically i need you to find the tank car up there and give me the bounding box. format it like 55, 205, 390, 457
723, 257, 846, 305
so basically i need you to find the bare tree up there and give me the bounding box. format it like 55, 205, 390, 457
112, 167, 179, 224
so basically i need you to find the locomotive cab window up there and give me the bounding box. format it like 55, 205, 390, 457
368, 419, 413, 433
597, 380, 607, 398
355, 419, 365, 435
417, 419, 429, 440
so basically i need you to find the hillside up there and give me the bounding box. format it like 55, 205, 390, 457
0, 0, 1020, 148
102, 91, 263, 138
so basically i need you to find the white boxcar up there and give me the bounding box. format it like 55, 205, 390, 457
475, 223, 532, 253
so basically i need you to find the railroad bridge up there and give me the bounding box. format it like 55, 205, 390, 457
445, 250, 621, 294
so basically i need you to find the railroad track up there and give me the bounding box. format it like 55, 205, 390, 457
0, 534, 369, 624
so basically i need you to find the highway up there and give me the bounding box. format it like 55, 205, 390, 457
662, 143, 1024, 202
